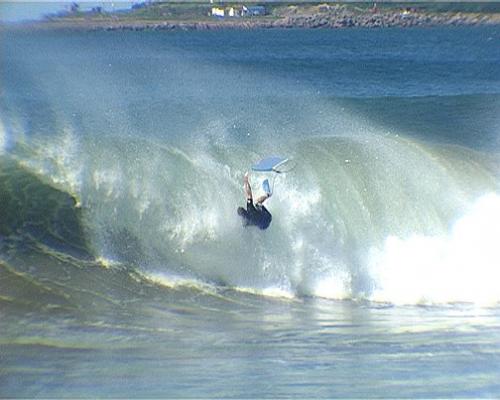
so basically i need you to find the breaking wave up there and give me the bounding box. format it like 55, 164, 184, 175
3, 125, 499, 306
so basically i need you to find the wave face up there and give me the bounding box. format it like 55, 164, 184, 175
1, 28, 500, 306
3, 127, 499, 306
0, 157, 89, 257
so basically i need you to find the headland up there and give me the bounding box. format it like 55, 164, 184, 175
4, 2, 500, 31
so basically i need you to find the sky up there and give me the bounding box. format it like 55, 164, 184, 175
0, 1, 133, 22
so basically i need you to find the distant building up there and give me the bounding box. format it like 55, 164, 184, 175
211, 6, 239, 18
242, 5, 266, 16
211, 4, 266, 18
211, 7, 225, 17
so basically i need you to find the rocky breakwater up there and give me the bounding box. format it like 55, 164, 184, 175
271, 4, 500, 29
93, 7, 500, 30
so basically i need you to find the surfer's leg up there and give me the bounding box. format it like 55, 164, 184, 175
255, 193, 270, 205
243, 172, 253, 201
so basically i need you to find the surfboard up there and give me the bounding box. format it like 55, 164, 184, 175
251, 156, 289, 173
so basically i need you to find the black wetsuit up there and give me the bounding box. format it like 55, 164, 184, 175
238, 199, 272, 230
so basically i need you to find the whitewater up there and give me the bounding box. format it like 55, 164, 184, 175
1, 27, 500, 397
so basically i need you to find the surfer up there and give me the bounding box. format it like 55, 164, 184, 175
237, 172, 272, 230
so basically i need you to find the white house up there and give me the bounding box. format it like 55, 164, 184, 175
211, 7, 224, 17
211, 6, 238, 17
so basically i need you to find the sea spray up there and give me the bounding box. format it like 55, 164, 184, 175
368, 193, 500, 306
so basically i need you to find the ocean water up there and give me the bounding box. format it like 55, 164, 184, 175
1, 27, 500, 397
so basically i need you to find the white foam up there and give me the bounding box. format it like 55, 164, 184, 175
146, 271, 297, 301
368, 194, 500, 306
229, 285, 295, 300
167, 205, 220, 248
279, 184, 321, 223
96, 256, 120, 270
145, 272, 217, 294
313, 270, 351, 300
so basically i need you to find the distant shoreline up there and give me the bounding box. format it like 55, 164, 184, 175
3, 3, 500, 31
